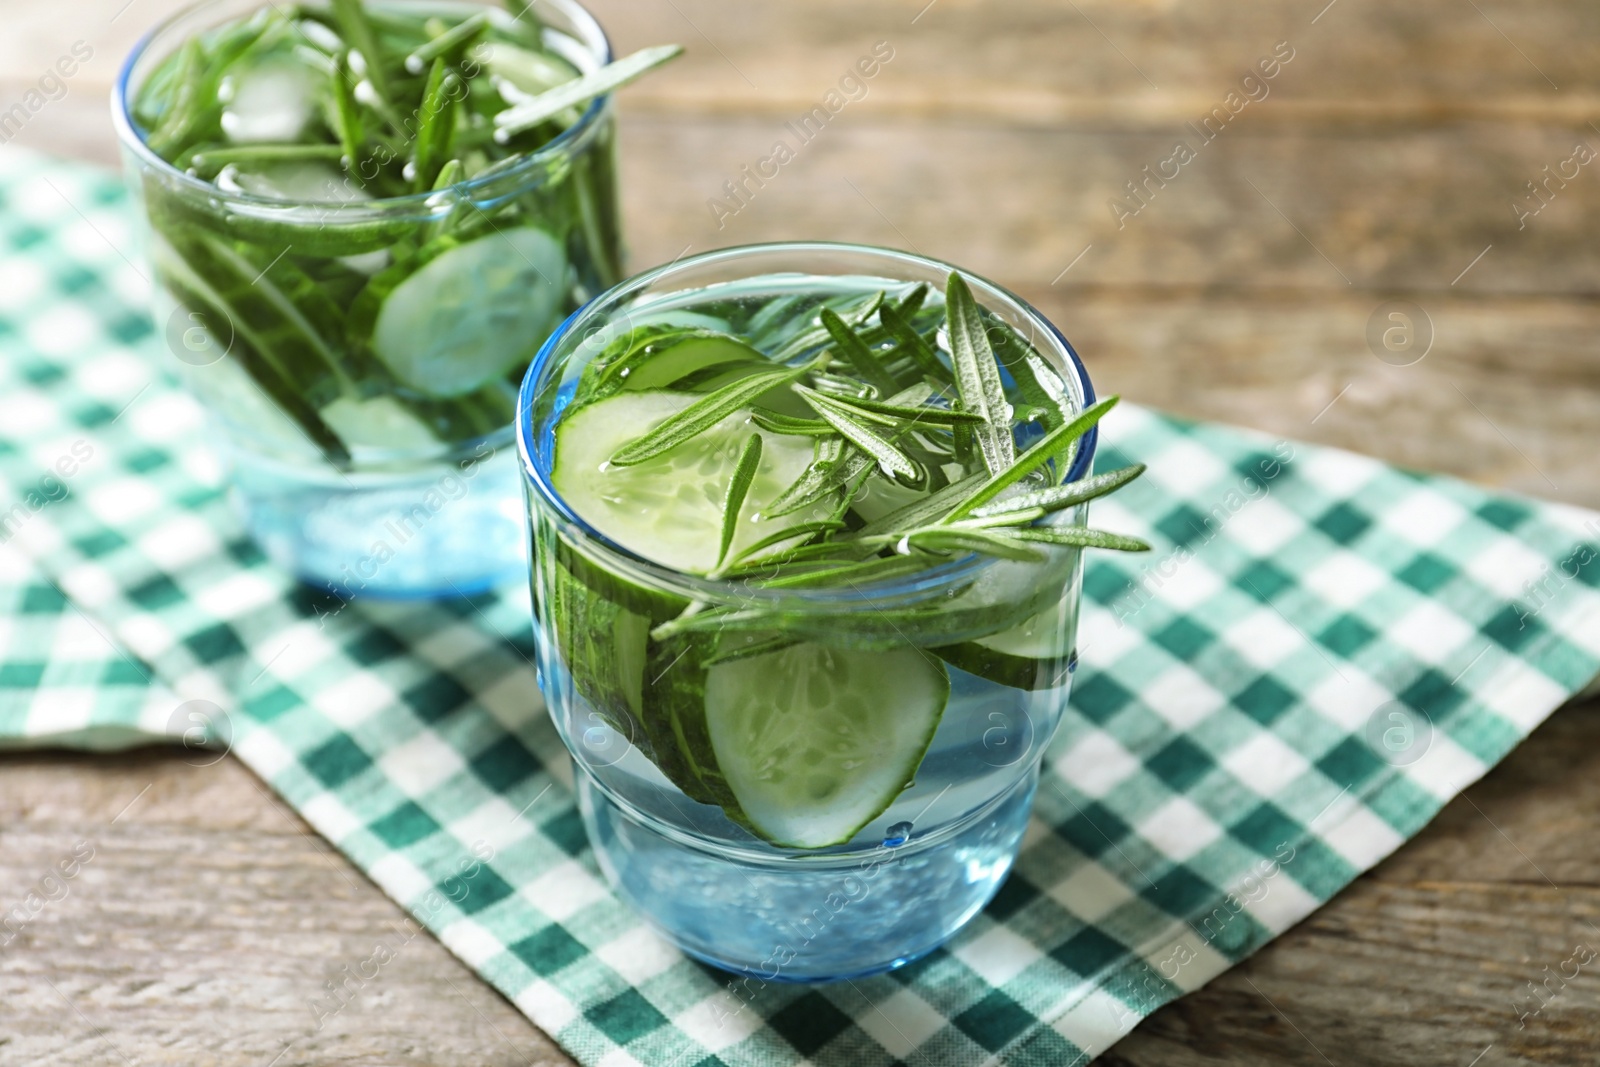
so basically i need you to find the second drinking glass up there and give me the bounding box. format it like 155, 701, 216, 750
113, 0, 628, 596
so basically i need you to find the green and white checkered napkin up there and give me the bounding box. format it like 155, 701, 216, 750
3, 148, 1599, 1066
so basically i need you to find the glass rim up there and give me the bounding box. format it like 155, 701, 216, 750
515, 240, 1100, 606
111, 0, 615, 215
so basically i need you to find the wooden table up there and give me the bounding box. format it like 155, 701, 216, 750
4, 1, 1599, 1063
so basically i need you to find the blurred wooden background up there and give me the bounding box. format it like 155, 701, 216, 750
3, 0, 1599, 1063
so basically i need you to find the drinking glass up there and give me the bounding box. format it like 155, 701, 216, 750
517, 243, 1097, 979
113, 0, 623, 596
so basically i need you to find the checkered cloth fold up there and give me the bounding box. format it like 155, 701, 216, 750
3, 149, 1598, 1067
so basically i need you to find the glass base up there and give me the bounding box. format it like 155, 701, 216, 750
577, 764, 1038, 982
224, 438, 527, 598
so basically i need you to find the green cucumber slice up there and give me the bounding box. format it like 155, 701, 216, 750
934, 591, 1077, 690
373, 226, 567, 397
477, 40, 581, 96
547, 557, 654, 758
320, 394, 437, 453
550, 390, 829, 574
702, 643, 948, 848
626, 309, 732, 335
218, 160, 352, 202
220, 56, 319, 144
601, 331, 766, 394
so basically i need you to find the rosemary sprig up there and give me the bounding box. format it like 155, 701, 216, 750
330, 0, 396, 108
771, 290, 884, 361
189, 143, 345, 176
853, 472, 988, 539
609, 362, 814, 466
701, 633, 803, 668
495, 44, 685, 140
970, 462, 1146, 518
951, 508, 1048, 529
723, 519, 847, 570
1010, 526, 1151, 551
587, 268, 1151, 588
404, 11, 487, 73
719, 539, 862, 578
331, 51, 365, 177
945, 272, 1015, 474
715, 433, 763, 570
832, 393, 984, 427
895, 282, 931, 319
903, 527, 1046, 563
749, 408, 834, 437
409, 57, 459, 192
879, 302, 951, 387
755, 553, 942, 590
765, 435, 849, 517
795, 385, 921, 485
651, 604, 770, 642
821, 308, 898, 395
944, 396, 1120, 521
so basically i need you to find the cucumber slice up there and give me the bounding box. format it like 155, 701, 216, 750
321, 394, 437, 453
628, 309, 732, 334
934, 591, 1077, 690
221, 56, 319, 144
218, 160, 354, 203
702, 643, 948, 848
548, 557, 654, 757
477, 41, 581, 96
373, 226, 567, 397
602, 332, 766, 394
550, 391, 829, 574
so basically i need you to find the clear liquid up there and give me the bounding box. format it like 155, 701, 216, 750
227, 433, 527, 596
546, 655, 1074, 979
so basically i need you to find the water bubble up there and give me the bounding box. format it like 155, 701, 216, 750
883, 821, 913, 848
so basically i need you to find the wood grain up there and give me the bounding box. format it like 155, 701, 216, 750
587, 0, 1600, 125
608, 114, 1600, 296
1, 0, 1598, 1064
0, 752, 565, 1066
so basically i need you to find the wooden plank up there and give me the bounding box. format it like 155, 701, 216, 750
586, 0, 1600, 125
5, 0, 1596, 129
0, 752, 569, 1067
611, 116, 1600, 297
1011, 288, 1600, 510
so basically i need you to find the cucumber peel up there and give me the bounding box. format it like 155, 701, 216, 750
598, 330, 768, 395
934, 591, 1077, 690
